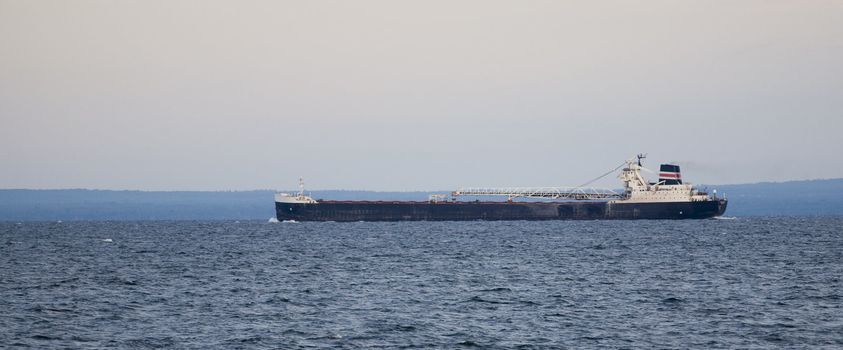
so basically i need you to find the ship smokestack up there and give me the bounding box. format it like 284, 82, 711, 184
659, 164, 682, 185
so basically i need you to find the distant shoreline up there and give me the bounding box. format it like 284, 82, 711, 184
2, 178, 842, 220
3, 177, 843, 192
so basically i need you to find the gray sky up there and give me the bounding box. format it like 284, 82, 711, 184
1, 1, 842, 191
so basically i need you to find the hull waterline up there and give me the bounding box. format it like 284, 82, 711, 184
276, 199, 728, 222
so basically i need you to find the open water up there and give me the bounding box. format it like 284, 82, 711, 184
1, 217, 842, 349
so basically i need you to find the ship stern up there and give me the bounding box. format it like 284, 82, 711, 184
716, 199, 728, 217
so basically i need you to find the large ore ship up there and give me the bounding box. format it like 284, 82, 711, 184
275, 155, 727, 221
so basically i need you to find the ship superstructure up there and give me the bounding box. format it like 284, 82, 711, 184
275, 177, 317, 204
275, 155, 727, 221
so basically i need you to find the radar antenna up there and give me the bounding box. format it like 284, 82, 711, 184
637, 153, 647, 166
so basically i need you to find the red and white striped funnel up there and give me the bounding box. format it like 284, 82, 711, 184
659, 164, 682, 185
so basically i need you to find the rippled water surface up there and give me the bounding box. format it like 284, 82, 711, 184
2, 217, 842, 348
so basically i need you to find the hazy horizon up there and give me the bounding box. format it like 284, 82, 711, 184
2, 1, 842, 191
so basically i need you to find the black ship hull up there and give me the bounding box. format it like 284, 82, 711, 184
276, 199, 728, 222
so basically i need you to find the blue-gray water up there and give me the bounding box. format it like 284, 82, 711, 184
2, 217, 842, 348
